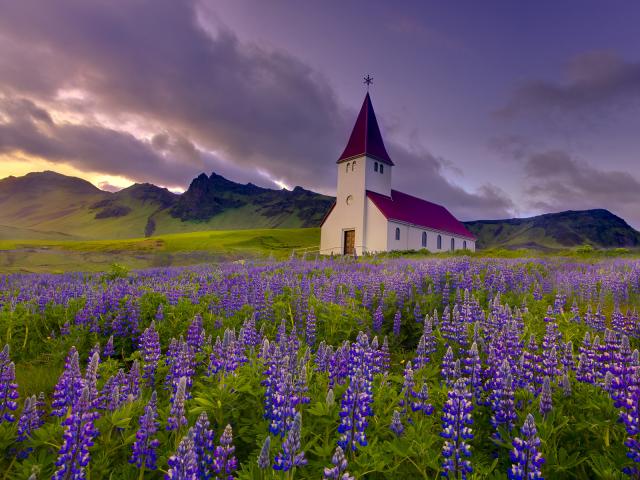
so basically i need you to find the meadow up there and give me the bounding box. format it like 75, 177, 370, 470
0, 228, 321, 273
1, 255, 640, 479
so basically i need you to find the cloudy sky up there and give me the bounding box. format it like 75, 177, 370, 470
1, 1, 639, 225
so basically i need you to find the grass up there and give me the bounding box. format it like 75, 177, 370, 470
1, 227, 638, 274
0, 228, 321, 273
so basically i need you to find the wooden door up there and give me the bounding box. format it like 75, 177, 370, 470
343, 230, 355, 255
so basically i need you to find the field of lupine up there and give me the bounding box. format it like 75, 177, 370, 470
1, 257, 640, 479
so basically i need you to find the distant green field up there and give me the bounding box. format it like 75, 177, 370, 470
0, 228, 320, 273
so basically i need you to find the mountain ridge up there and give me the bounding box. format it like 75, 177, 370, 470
0, 170, 334, 239
0, 170, 638, 250
463, 208, 640, 250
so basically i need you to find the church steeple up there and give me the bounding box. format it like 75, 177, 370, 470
337, 93, 394, 166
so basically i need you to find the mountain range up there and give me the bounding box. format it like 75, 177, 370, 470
0, 170, 638, 250
0, 171, 333, 240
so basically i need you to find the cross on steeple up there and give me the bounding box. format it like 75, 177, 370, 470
363, 74, 373, 90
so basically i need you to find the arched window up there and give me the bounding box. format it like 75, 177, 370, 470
374, 161, 378, 172
395, 227, 400, 241
451, 238, 455, 251
463, 240, 467, 250
437, 235, 442, 249
380, 164, 384, 174
421, 231, 427, 247
345, 162, 350, 173
352, 161, 356, 171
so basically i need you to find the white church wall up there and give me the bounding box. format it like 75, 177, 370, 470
386, 220, 476, 253
364, 199, 388, 253
320, 157, 366, 255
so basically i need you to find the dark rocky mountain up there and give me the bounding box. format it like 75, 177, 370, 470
464, 209, 640, 250
1, 171, 637, 250
170, 172, 333, 228
0, 171, 333, 239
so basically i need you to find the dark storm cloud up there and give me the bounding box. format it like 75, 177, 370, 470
498, 51, 640, 118
388, 145, 514, 220
522, 150, 640, 225
0, 0, 512, 219
0, 97, 195, 187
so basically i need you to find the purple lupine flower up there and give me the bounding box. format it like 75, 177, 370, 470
560, 373, 572, 397
257, 436, 271, 470
213, 424, 237, 480
167, 337, 195, 394
52, 387, 100, 480
441, 346, 456, 387
101, 369, 127, 411
414, 334, 430, 369
509, 414, 544, 480
539, 377, 553, 417
167, 376, 188, 431
155, 304, 165, 323
306, 308, 317, 348
52, 347, 83, 417
411, 382, 434, 415
130, 391, 161, 471
274, 412, 307, 471
125, 360, 141, 402
393, 310, 402, 336
166, 429, 198, 480
441, 378, 474, 479
377, 336, 390, 374
620, 370, 640, 476
463, 342, 483, 404
561, 341, 575, 374
17, 395, 42, 441
88, 344, 101, 364
140, 321, 161, 387
489, 362, 517, 442
186, 315, 205, 353
576, 352, 595, 384
414, 302, 422, 323
103, 335, 115, 357
398, 361, 415, 415
337, 334, 374, 452
373, 304, 383, 332
191, 412, 215, 479
84, 352, 100, 408
323, 446, 355, 480
60, 322, 71, 336
390, 410, 404, 436
0, 352, 19, 423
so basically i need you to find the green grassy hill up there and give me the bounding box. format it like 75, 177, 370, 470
0, 228, 321, 273
464, 209, 640, 250
0, 171, 334, 240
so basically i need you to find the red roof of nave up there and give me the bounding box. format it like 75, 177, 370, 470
367, 189, 476, 239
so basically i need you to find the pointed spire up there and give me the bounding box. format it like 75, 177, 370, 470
337, 93, 394, 166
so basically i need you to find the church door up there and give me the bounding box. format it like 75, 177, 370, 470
343, 230, 355, 255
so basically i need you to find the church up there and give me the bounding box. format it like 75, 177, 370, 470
320, 92, 476, 255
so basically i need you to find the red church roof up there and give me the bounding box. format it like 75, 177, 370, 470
367, 189, 476, 239
337, 93, 394, 166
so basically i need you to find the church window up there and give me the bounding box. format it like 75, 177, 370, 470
395, 227, 400, 241
374, 162, 378, 172
380, 164, 384, 174
346, 162, 350, 173
463, 240, 467, 250
422, 232, 427, 247
437, 235, 442, 249
451, 238, 455, 251
352, 161, 356, 171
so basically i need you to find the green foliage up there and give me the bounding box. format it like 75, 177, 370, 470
0, 258, 638, 478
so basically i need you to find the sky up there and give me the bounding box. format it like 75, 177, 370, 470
0, 0, 639, 225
